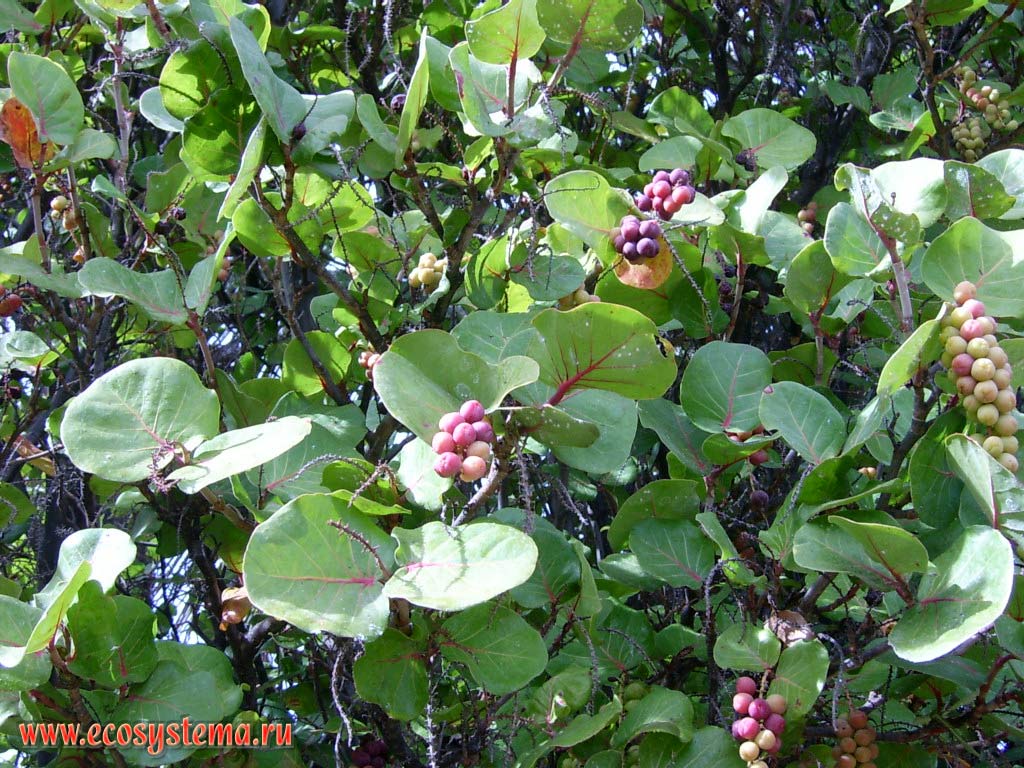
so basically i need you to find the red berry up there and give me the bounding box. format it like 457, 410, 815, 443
434, 452, 463, 478
652, 170, 671, 183
638, 220, 661, 239
635, 195, 652, 212
460, 400, 486, 422
451, 422, 477, 448
671, 185, 694, 206
652, 180, 672, 199
748, 698, 771, 721
735, 676, 758, 695
764, 713, 785, 735
439, 412, 465, 434
643, 182, 656, 198
431, 432, 456, 454
961, 298, 986, 318
733, 692, 753, 714
472, 420, 495, 443
951, 352, 975, 376
749, 449, 770, 466
959, 318, 985, 341
669, 168, 690, 185
0, 294, 22, 316
621, 220, 640, 241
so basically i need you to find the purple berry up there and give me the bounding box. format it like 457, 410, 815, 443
613, 234, 626, 252
637, 238, 658, 258
622, 241, 637, 259
460, 399, 486, 422
671, 185, 695, 206
434, 452, 463, 478
736, 677, 758, 695
353, 753, 371, 767
643, 182, 655, 198
439, 412, 465, 434
636, 195, 652, 212
653, 170, 671, 183
735, 717, 760, 740
472, 420, 495, 443
670, 168, 690, 185
638, 220, 661, 239
748, 698, 771, 721
621, 220, 640, 241
731, 720, 744, 739
764, 713, 786, 735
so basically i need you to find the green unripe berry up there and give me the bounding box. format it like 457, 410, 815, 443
972, 357, 996, 381
963, 394, 980, 414
967, 338, 990, 359
1002, 436, 1018, 454
738, 741, 760, 761
977, 404, 1000, 426
983, 435, 1004, 458
945, 335, 968, 356
623, 682, 647, 701
949, 307, 972, 328
974, 380, 999, 404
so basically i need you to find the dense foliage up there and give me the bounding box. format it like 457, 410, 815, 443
0, 0, 1022, 766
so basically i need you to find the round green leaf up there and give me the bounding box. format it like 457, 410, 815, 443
609, 686, 694, 747
78, 258, 188, 325
943, 159, 1015, 221
721, 109, 815, 170
679, 341, 771, 433
877, 318, 941, 396
890, 526, 1014, 663
353, 628, 428, 721
712, 622, 782, 672
8, 52, 84, 145
608, 479, 701, 551
466, 0, 545, 65
766, 640, 828, 719
61, 359, 220, 483
243, 494, 395, 639
630, 519, 715, 589
759, 381, 845, 465
976, 148, 1024, 220
823, 201, 890, 277
383, 521, 539, 610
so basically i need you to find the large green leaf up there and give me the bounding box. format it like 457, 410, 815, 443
766, 639, 829, 719
0, 596, 49, 688
440, 603, 547, 694
67, 582, 157, 688
976, 149, 1024, 220
629, 519, 714, 589
712, 622, 781, 672
167, 417, 312, 494
721, 109, 815, 170
229, 17, 306, 143
543, 170, 632, 258
532, 303, 677, 401
834, 163, 921, 245
823, 202, 890, 277
353, 628, 428, 721
61, 358, 220, 483
282, 331, 351, 396
920, 217, 1024, 317
943, 160, 1015, 220
373, 329, 538, 443
383, 521, 538, 610
890, 526, 1013, 662
610, 686, 694, 747
637, 399, 714, 476
679, 341, 771, 433
877, 319, 941, 396
535, 0, 642, 50
608, 479, 701, 550
78, 258, 188, 324
448, 43, 540, 137
759, 381, 845, 464
8, 52, 84, 145
243, 494, 395, 639
466, 0, 545, 65
784, 240, 848, 315
639, 728, 744, 768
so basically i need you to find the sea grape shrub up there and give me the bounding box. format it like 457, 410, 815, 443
432, 400, 496, 482
611, 214, 662, 263
939, 281, 1019, 472
954, 67, 1019, 161
635, 168, 696, 221
409, 252, 447, 290
831, 710, 877, 768
731, 676, 787, 767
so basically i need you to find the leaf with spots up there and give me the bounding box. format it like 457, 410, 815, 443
466, 0, 546, 65
536, 0, 643, 51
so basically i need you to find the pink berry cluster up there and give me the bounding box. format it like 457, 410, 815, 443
939, 280, 1019, 472
730, 676, 787, 768
611, 215, 662, 262
431, 400, 495, 483
636, 168, 695, 220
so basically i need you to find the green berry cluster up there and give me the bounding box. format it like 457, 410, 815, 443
953, 68, 1019, 161
940, 281, 1019, 473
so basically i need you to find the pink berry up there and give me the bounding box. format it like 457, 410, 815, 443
643, 182, 655, 198
731, 720, 744, 739
460, 400, 486, 422
733, 692, 753, 714
431, 431, 456, 454
439, 412, 465, 434
764, 713, 786, 735
671, 185, 694, 206
735, 717, 760, 740
472, 420, 495, 443
459, 455, 487, 482
736, 676, 758, 695
466, 441, 492, 461
959, 319, 985, 341
962, 298, 986, 318
748, 698, 771, 721
662, 196, 681, 215
434, 452, 462, 478
452, 422, 477, 447
952, 352, 975, 376
652, 180, 672, 199
652, 170, 671, 183
748, 449, 770, 466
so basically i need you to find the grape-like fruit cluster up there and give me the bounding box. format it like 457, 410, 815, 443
636, 168, 696, 221
358, 348, 382, 380
50, 194, 78, 232
611, 215, 662, 263
730, 677, 787, 767
349, 736, 389, 768
831, 710, 877, 768
432, 400, 495, 482
557, 284, 601, 309
797, 202, 818, 235
409, 252, 447, 290
940, 281, 1019, 472
954, 69, 1019, 161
